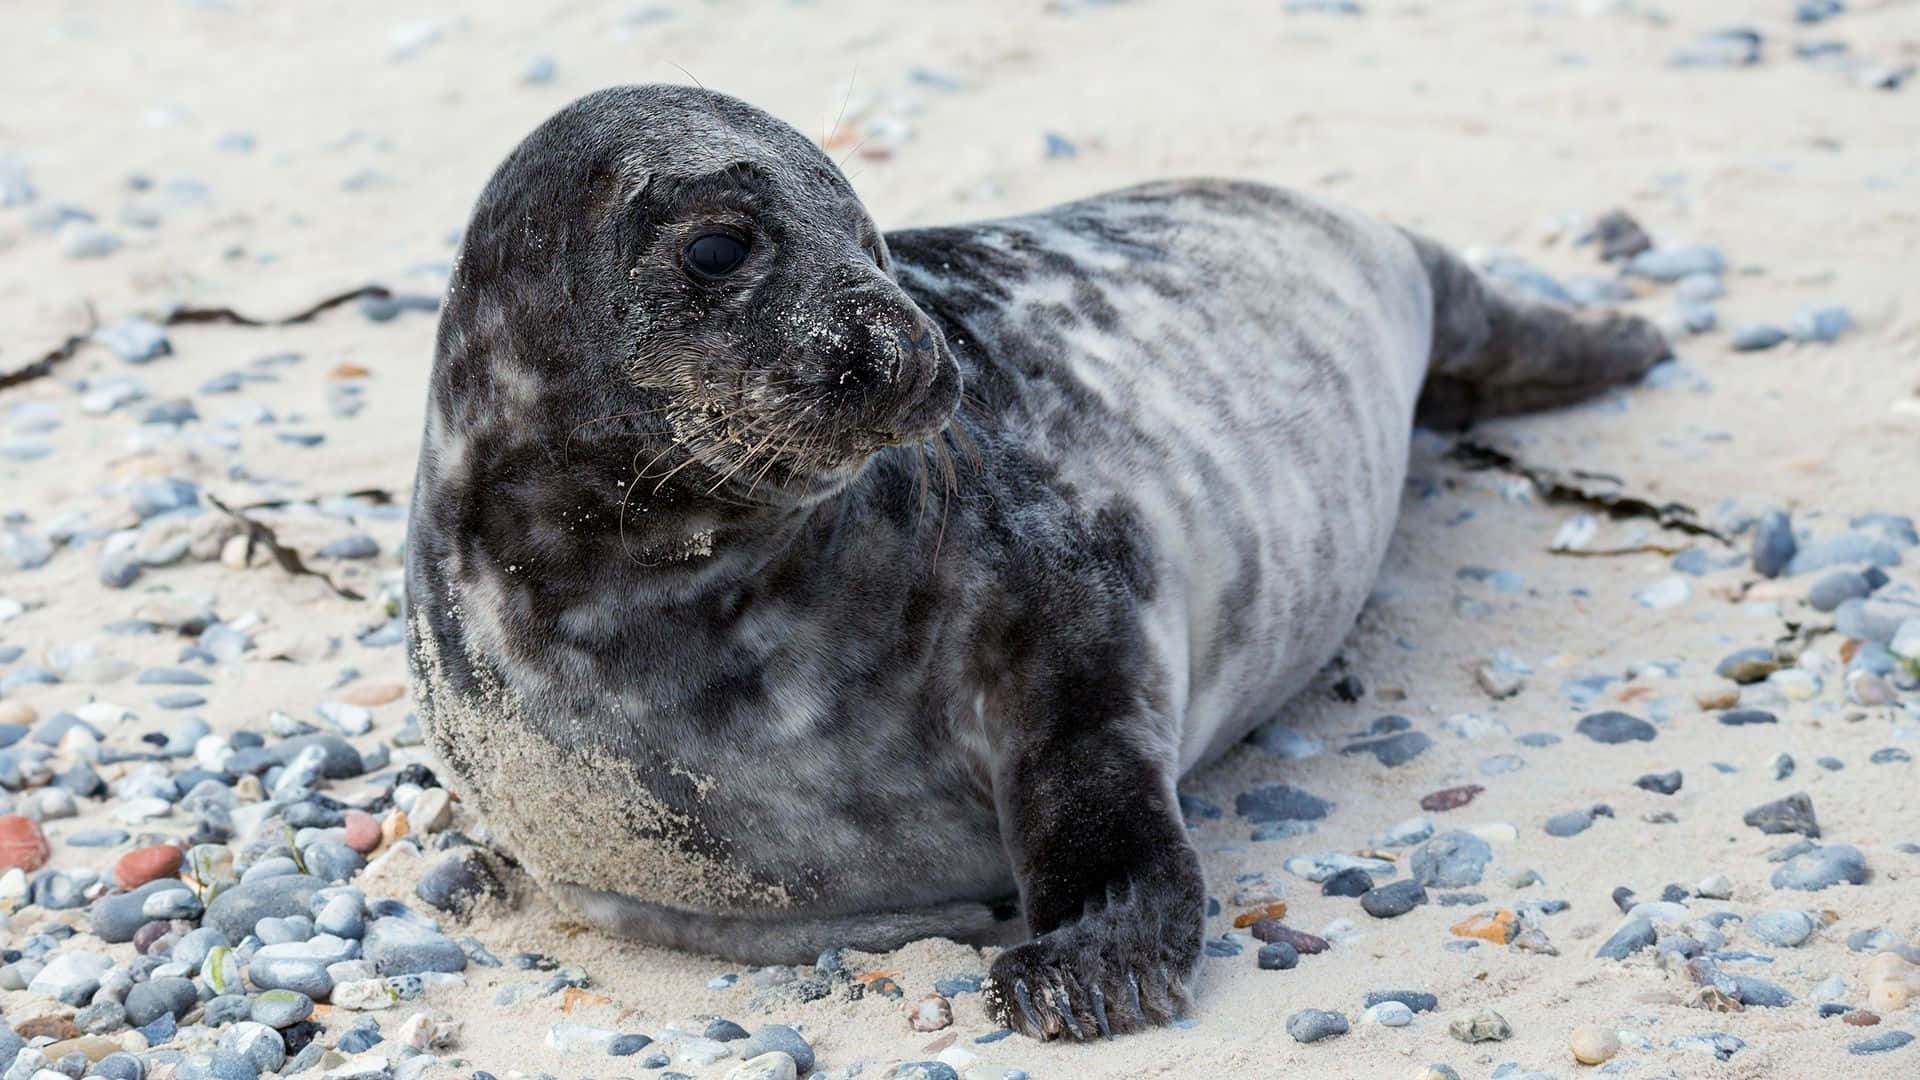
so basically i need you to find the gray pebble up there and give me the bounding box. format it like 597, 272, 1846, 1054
1771, 844, 1868, 891
363, 916, 468, 975
1286, 1007, 1349, 1043
1412, 831, 1492, 887
1730, 323, 1789, 351
1360, 879, 1427, 918
1575, 711, 1655, 744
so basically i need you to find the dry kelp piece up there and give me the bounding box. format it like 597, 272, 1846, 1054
0, 305, 98, 392
161, 284, 392, 327
206, 494, 364, 601
1448, 439, 1730, 544
235, 488, 397, 513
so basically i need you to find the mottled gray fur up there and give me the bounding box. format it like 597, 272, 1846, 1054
405, 85, 1663, 1040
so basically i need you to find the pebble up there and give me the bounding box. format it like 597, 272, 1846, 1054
1286, 1008, 1349, 1043
1749, 909, 1815, 947
1790, 303, 1852, 343
1771, 844, 1869, 890
1730, 323, 1789, 351
1545, 808, 1596, 837
1625, 244, 1726, 281
1360, 879, 1427, 918
115, 843, 183, 888
1576, 711, 1655, 744
416, 848, 504, 915
1257, 942, 1299, 970
1635, 770, 1683, 795
1235, 784, 1333, 822
739, 1026, 813, 1073
204, 874, 325, 941
1851, 1031, 1915, 1055
1744, 793, 1821, 837
0, 814, 51, 870
1751, 510, 1797, 577
1696, 873, 1734, 900
1449, 1008, 1513, 1043
1569, 1024, 1620, 1064
1361, 1001, 1413, 1026
363, 917, 468, 975
908, 994, 953, 1032
1413, 831, 1492, 887
251, 988, 314, 1027
126, 975, 198, 1025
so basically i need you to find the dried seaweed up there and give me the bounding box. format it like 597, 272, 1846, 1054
206, 494, 365, 601
0, 304, 98, 392
235, 487, 397, 513
162, 284, 391, 327
1448, 439, 1731, 544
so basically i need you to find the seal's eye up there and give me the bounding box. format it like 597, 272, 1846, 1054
685, 233, 748, 279
868, 243, 885, 267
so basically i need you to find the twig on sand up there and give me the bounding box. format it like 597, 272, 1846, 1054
0, 303, 99, 392
1549, 543, 1691, 558
162, 284, 391, 327
206, 494, 365, 602
1448, 439, 1730, 544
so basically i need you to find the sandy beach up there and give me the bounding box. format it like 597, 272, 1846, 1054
3, 1, 1919, 1077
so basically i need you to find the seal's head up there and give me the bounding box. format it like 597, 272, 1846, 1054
434, 84, 961, 508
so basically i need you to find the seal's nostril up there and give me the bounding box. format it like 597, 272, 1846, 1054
916, 328, 935, 351
894, 328, 918, 354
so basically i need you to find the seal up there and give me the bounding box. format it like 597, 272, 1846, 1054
405, 84, 1665, 1040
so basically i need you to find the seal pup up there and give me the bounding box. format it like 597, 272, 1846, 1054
405, 84, 1664, 1040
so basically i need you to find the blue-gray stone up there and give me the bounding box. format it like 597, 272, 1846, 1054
1341, 730, 1433, 767
1257, 941, 1299, 970
363, 917, 467, 976
1809, 570, 1874, 611
1720, 709, 1777, 726
1751, 510, 1796, 577
1851, 1031, 1914, 1055
1747, 910, 1814, 947
246, 955, 332, 999
1795, 0, 1844, 24
1412, 831, 1492, 887
1360, 879, 1427, 918
1786, 533, 1901, 576
138, 666, 210, 686
268, 734, 363, 778
1286, 1008, 1349, 1043
1597, 918, 1658, 960
249, 989, 313, 1028
1545, 808, 1595, 837
740, 1025, 812, 1071
1625, 244, 1727, 280
1364, 990, 1438, 1012
1235, 784, 1333, 822
301, 840, 364, 884
203, 875, 325, 943
1771, 844, 1868, 891
1576, 711, 1655, 744
315, 534, 378, 560
1790, 303, 1851, 343
126, 976, 199, 1025
1669, 28, 1762, 68
97, 318, 172, 363
1730, 323, 1788, 351
92, 879, 191, 942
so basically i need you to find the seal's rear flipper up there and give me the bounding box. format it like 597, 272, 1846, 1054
1402, 228, 1669, 431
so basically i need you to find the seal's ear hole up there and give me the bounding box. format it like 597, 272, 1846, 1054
685, 233, 749, 280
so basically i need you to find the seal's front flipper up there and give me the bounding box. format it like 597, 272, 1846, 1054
981, 693, 1205, 1040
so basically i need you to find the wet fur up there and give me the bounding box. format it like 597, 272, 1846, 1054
405, 85, 1665, 1040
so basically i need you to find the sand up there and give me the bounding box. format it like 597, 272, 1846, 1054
2, 0, 1919, 1077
